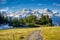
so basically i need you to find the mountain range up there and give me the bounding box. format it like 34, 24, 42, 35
0, 8, 60, 26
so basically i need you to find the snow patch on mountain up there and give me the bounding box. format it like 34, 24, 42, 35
0, 8, 60, 26
52, 14, 60, 26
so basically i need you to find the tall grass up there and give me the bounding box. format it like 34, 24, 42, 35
0, 27, 60, 40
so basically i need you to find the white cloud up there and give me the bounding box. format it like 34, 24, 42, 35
52, 10, 58, 13
0, 0, 7, 4
0, 7, 9, 11
53, 3, 60, 6
11, 7, 16, 9
38, 4, 42, 6
38, 3, 46, 6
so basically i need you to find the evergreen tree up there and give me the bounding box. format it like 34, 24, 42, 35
0, 12, 4, 24
23, 17, 27, 24
18, 18, 23, 25
36, 14, 53, 26
12, 18, 19, 27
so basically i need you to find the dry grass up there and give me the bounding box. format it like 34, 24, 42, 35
0, 27, 60, 40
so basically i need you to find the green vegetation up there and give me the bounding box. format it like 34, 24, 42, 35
36, 14, 53, 26
0, 12, 53, 27
0, 27, 60, 40
0, 12, 3, 24
10, 14, 53, 27
0, 12, 8, 25
0, 12, 5, 25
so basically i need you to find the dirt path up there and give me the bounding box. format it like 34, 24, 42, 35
27, 30, 42, 40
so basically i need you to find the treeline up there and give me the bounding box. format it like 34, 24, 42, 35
0, 13, 53, 27
0, 12, 8, 25
9, 15, 37, 27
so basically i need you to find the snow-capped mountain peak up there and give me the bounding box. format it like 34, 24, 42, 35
1, 8, 60, 26
43, 8, 52, 13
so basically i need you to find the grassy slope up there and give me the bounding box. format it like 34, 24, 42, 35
0, 27, 60, 40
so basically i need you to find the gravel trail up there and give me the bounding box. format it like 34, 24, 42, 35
27, 30, 42, 40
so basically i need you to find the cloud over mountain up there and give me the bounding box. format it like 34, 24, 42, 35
53, 3, 60, 6
0, 7, 9, 11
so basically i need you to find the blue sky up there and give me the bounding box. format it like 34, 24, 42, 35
0, 0, 60, 13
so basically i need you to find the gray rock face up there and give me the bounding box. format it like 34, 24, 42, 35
52, 14, 60, 26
